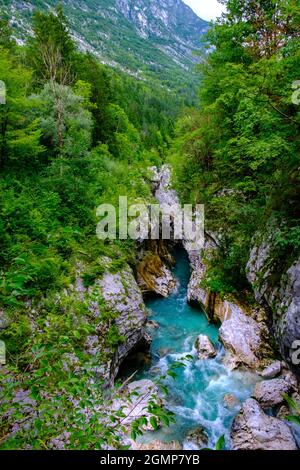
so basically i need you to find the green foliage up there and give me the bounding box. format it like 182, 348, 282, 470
0, 5, 185, 450
202, 434, 226, 451
0, 48, 45, 168
33, 81, 93, 157
0, 292, 178, 449
283, 394, 300, 426
0, 17, 15, 49
169, 0, 300, 294
27, 5, 76, 84
215, 435, 226, 451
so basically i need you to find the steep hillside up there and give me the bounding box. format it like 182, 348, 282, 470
0, 0, 208, 91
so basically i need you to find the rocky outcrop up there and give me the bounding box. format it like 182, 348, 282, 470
185, 427, 209, 449
135, 167, 178, 297
247, 229, 300, 374
231, 398, 297, 450
136, 250, 177, 297
76, 259, 149, 385
98, 266, 149, 383
252, 378, 293, 408
260, 361, 282, 378
186, 237, 216, 312
219, 303, 274, 370
0, 309, 10, 330
194, 334, 217, 359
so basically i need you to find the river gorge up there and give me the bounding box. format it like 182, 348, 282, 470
115, 166, 300, 450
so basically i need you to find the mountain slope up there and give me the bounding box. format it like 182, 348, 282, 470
0, 0, 208, 90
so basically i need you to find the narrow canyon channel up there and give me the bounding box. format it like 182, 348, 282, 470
127, 248, 261, 449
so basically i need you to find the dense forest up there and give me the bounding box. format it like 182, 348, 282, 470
0, 0, 300, 452
170, 0, 300, 296
0, 6, 183, 449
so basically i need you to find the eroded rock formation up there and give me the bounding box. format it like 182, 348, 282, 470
231, 398, 297, 450
247, 228, 300, 374
74, 259, 149, 385
194, 334, 217, 359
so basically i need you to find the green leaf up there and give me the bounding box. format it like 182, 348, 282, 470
150, 416, 159, 430
215, 435, 225, 451
286, 415, 300, 426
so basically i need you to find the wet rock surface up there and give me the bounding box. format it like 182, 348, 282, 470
194, 334, 217, 359
223, 393, 241, 409
185, 427, 209, 449
231, 398, 297, 450
137, 254, 177, 297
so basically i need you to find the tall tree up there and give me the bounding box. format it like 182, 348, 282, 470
0, 49, 44, 168
27, 5, 75, 85
0, 18, 15, 50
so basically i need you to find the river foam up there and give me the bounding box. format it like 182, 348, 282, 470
138, 248, 261, 449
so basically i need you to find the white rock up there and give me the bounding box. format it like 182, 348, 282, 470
260, 361, 282, 379
194, 334, 217, 359
219, 305, 273, 370
252, 378, 293, 408
86, 263, 148, 384
231, 398, 297, 450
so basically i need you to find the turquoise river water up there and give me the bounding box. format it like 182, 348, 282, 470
138, 248, 261, 449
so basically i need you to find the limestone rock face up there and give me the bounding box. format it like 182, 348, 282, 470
137, 166, 178, 297
76, 260, 148, 385
247, 229, 300, 373
219, 304, 273, 370
252, 378, 293, 408
186, 251, 209, 309
154, 164, 180, 210
231, 398, 297, 450
136, 253, 177, 297
194, 334, 217, 359
186, 235, 217, 315
97, 266, 148, 382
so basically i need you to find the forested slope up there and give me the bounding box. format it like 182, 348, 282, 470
169, 0, 300, 369
0, 8, 182, 448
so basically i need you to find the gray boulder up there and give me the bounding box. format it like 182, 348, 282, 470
185, 427, 209, 449
194, 334, 217, 359
252, 378, 293, 408
219, 305, 273, 370
231, 398, 297, 450
260, 361, 282, 379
